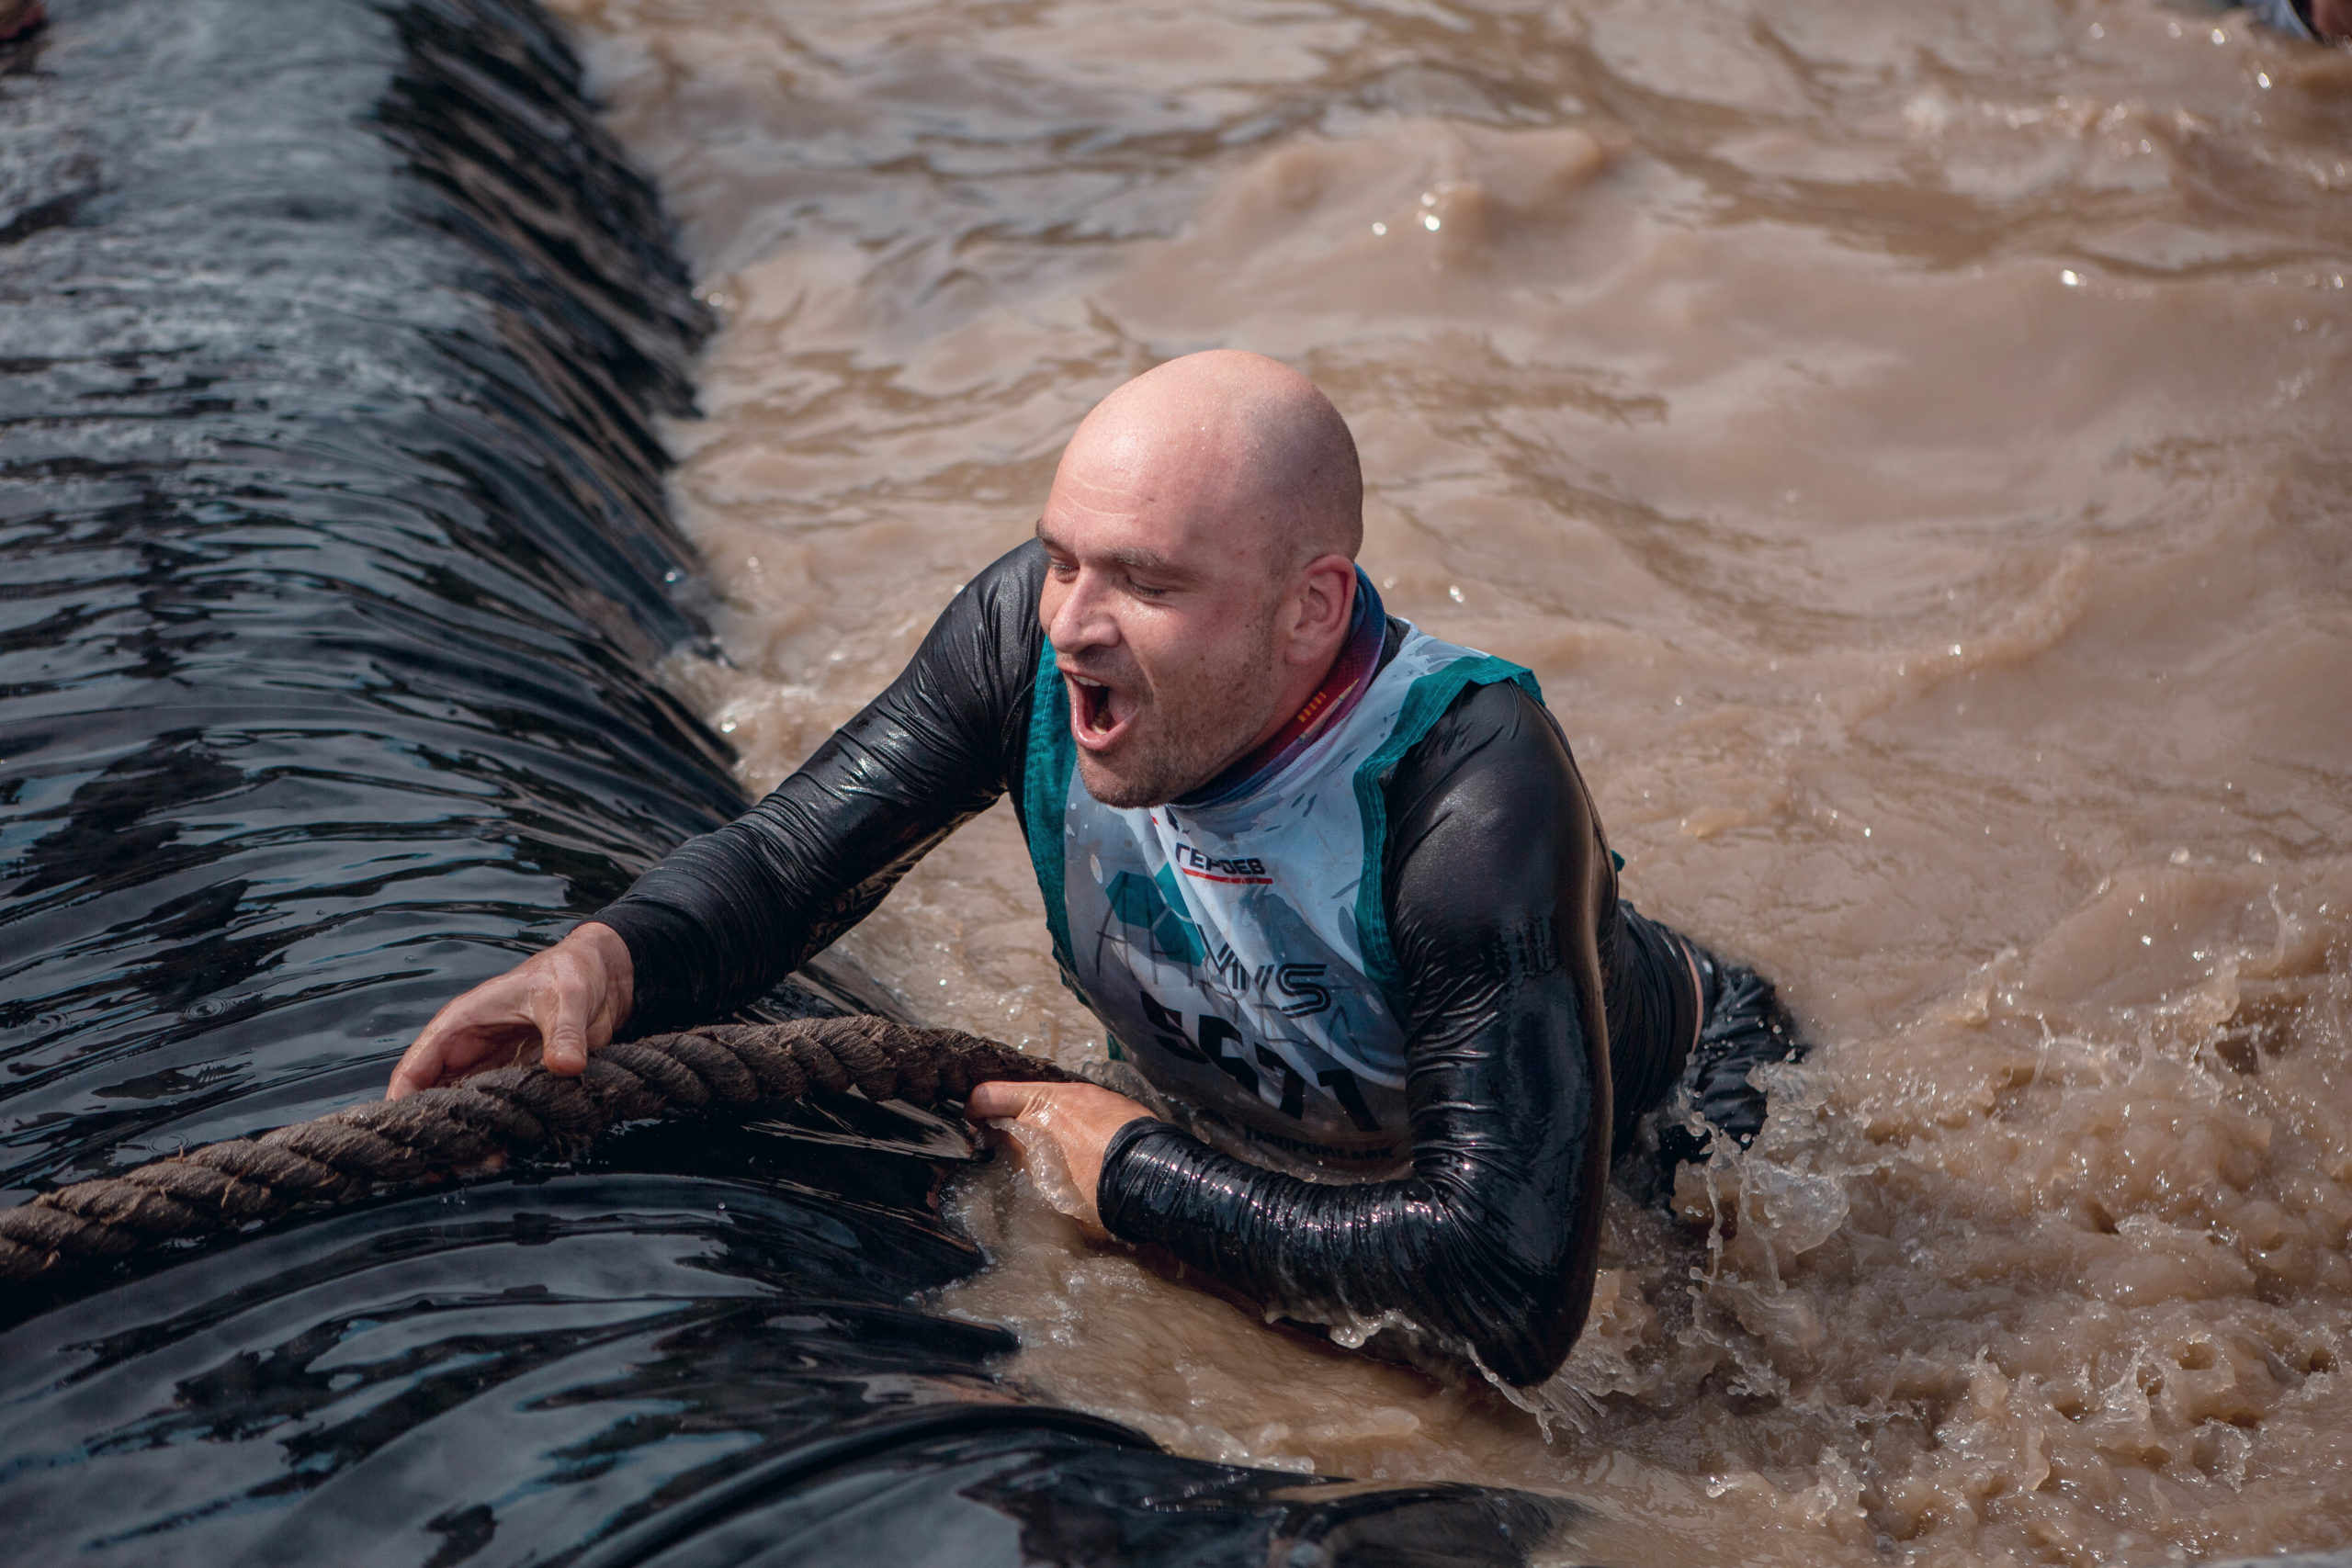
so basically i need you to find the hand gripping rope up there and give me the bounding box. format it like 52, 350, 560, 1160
0, 1017, 1075, 1287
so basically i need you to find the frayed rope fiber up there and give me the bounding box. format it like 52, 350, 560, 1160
0, 1016, 1074, 1287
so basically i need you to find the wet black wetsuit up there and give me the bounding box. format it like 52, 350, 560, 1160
597, 540, 1797, 1387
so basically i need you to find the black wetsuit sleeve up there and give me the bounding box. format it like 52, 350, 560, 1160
593, 541, 1046, 1031
1094, 681, 1623, 1388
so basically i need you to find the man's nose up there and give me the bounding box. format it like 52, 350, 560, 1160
1045, 566, 1119, 655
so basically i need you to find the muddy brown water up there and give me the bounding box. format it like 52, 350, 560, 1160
546, 0, 2352, 1560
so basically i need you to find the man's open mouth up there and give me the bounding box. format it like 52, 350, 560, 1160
1067, 671, 1135, 750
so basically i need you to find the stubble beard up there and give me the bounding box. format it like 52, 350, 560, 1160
1073, 609, 1284, 809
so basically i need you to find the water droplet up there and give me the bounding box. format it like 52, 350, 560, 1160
2170, 847, 2191, 865
1421, 214, 1441, 231
1447, 583, 1464, 603
718, 719, 738, 733
1371, 221, 1386, 236
2060, 269, 2081, 287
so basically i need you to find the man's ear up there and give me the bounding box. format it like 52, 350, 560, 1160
1286, 552, 1357, 661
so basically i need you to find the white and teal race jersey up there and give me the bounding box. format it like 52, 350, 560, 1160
1020, 621, 1538, 1169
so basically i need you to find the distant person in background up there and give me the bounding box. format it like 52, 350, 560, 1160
0, 0, 44, 43
2241, 0, 2352, 42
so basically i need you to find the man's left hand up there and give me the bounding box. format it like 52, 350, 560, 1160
964, 1080, 1155, 1234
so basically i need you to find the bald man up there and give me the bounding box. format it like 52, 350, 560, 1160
387, 351, 1799, 1389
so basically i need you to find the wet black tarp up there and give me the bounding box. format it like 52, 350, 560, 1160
0, 1, 1579, 1561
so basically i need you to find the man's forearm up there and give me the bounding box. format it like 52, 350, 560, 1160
596, 727, 992, 1032
1094, 1011, 1604, 1390
594, 543, 1046, 1033
594, 831, 787, 1032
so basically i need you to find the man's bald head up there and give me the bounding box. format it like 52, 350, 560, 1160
1057, 350, 1362, 576
1035, 353, 1370, 807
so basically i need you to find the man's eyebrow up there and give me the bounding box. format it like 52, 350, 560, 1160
1034, 521, 1193, 580
1103, 546, 1189, 577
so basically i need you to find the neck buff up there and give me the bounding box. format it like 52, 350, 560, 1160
2242, 0, 2318, 39
1176, 569, 1386, 810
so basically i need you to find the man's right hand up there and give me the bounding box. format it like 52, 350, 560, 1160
385, 921, 635, 1100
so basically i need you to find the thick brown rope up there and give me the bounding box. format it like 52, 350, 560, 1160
0, 1016, 1074, 1289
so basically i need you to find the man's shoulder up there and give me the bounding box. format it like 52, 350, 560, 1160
1380, 668, 1608, 929
1382, 671, 1578, 849
1372, 615, 1555, 763
1408, 675, 1566, 773
908, 536, 1047, 703
962, 536, 1049, 620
